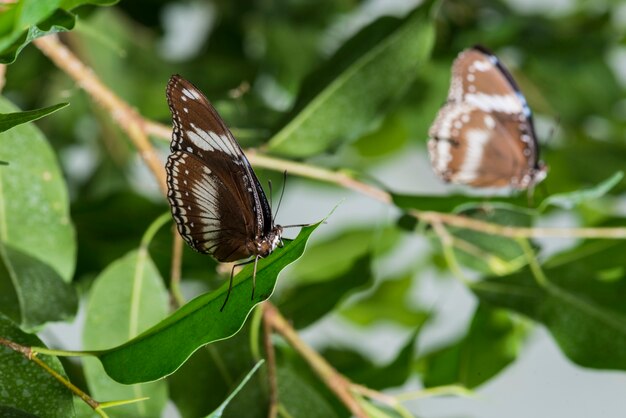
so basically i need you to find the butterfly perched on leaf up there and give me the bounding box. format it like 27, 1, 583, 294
165, 75, 291, 311
428, 45, 547, 189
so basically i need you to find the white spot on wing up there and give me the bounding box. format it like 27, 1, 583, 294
454, 128, 490, 183
465, 93, 522, 114
182, 88, 202, 100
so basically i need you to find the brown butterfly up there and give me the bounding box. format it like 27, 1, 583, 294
428, 45, 547, 189
165, 75, 288, 311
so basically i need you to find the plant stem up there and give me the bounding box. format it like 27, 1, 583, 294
264, 303, 368, 417
517, 238, 550, 288
263, 303, 279, 418
394, 384, 475, 401
0, 338, 107, 417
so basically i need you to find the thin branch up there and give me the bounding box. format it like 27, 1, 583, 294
394, 384, 475, 402
263, 303, 279, 418
33, 35, 167, 195
0, 337, 107, 417
350, 384, 414, 418
169, 232, 185, 309
0, 63, 6, 92
264, 303, 368, 417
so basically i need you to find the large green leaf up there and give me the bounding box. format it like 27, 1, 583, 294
472, 239, 626, 371
95, 223, 320, 384
0, 97, 75, 281
0, 0, 118, 63
0, 314, 74, 417
421, 304, 528, 389
82, 249, 169, 417
0, 243, 76, 329
266, 6, 435, 157
0, 103, 68, 133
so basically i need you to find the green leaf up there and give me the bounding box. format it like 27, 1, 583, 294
0, 243, 77, 329
286, 226, 400, 284
323, 329, 419, 390
445, 205, 534, 275
422, 304, 528, 389
266, 6, 435, 157
341, 274, 428, 327
0, 314, 74, 417
207, 360, 264, 418
0, 103, 68, 133
538, 171, 623, 212
0, 0, 118, 64
276, 365, 342, 418
472, 239, 626, 371
96, 223, 321, 384
278, 253, 374, 329
83, 249, 169, 417
0, 97, 75, 282
392, 193, 528, 214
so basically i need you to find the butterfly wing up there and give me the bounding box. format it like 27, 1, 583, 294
429, 46, 544, 188
165, 75, 273, 261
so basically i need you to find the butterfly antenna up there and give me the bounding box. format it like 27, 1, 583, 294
268, 179, 273, 212
273, 170, 287, 224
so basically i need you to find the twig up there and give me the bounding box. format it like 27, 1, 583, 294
0, 337, 107, 417
169, 232, 185, 309
264, 303, 368, 417
33, 35, 167, 195
0, 64, 6, 92
263, 303, 279, 418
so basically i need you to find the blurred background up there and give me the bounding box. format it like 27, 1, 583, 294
4, 0, 626, 416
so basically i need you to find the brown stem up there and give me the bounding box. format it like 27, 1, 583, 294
169, 232, 185, 309
262, 303, 279, 418
33, 35, 167, 195
264, 303, 367, 417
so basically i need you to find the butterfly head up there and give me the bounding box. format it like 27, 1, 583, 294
253, 225, 284, 257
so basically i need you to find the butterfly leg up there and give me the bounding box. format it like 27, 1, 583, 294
251, 255, 260, 301
220, 258, 256, 312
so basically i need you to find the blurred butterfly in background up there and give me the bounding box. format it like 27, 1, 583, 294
165, 75, 298, 311
428, 45, 547, 189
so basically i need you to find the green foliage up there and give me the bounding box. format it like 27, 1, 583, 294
97, 223, 320, 384
0, 314, 74, 417
0, 0, 118, 63
2, 0, 626, 416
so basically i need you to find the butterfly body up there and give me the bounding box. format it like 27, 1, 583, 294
165, 74, 283, 309
428, 46, 547, 189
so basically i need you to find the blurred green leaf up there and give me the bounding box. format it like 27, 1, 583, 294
0, 314, 74, 417
208, 360, 264, 418
279, 253, 373, 329
341, 274, 428, 327
0, 243, 77, 329
0, 102, 68, 133
422, 304, 528, 389
392, 193, 528, 213
0, 98, 75, 282
472, 238, 626, 371
83, 249, 169, 417
446, 205, 533, 275
267, 6, 435, 157
276, 365, 341, 418
0, 0, 118, 63
538, 171, 623, 212
324, 329, 419, 390
287, 226, 400, 284
352, 113, 408, 157
96, 223, 320, 384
